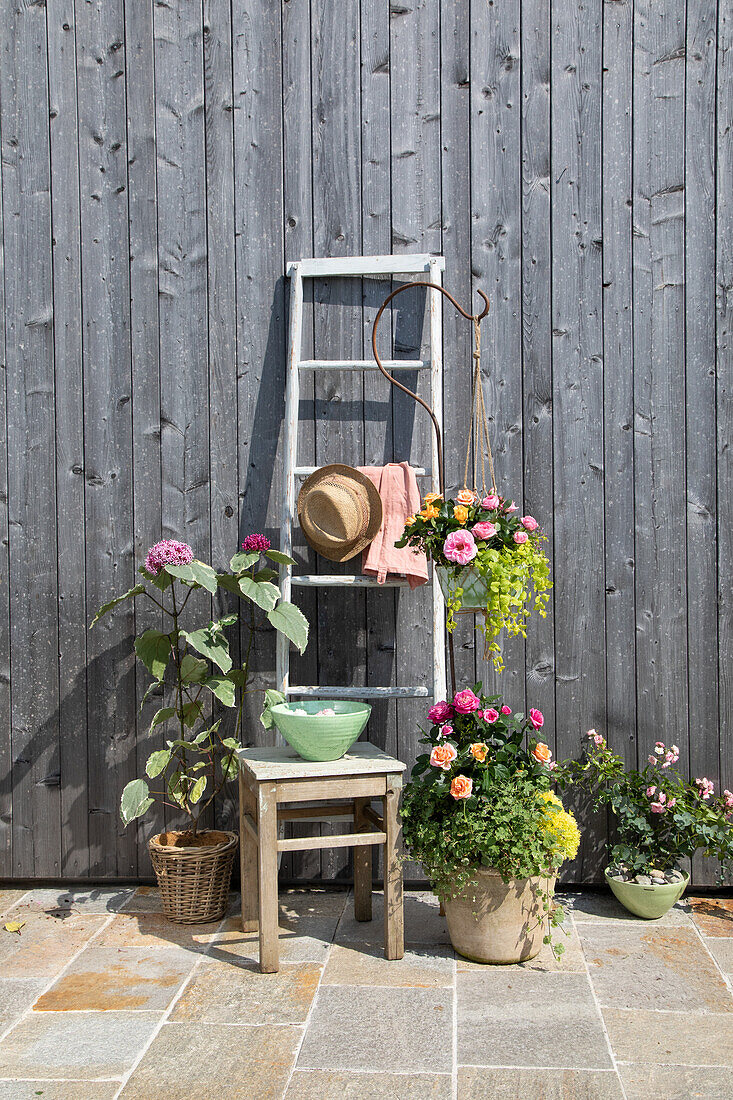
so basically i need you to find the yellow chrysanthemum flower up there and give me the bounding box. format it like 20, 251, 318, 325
538, 791, 580, 864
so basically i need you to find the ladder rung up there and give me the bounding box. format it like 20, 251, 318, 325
287, 685, 430, 699
292, 575, 426, 588
298, 359, 426, 372
293, 465, 430, 478
288, 255, 446, 278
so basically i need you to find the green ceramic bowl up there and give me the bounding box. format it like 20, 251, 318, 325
605, 867, 690, 920
270, 700, 371, 762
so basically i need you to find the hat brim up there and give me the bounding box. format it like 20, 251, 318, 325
298, 464, 383, 563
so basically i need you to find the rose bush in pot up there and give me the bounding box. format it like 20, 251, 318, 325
557, 730, 733, 919
92, 534, 308, 923
401, 686, 579, 963
395, 489, 551, 671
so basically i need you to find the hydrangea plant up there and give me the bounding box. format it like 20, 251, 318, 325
92, 535, 308, 837
395, 489, 551, 671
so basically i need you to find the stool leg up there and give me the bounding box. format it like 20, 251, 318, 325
239, 773, 258, 933
353, 797, 372, 922
257, 781, 279, 973
383, 775, 404, 960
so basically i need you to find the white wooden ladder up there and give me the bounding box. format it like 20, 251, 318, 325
277, 254, 447, 705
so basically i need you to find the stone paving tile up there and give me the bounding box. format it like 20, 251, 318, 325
579, 924, 733, 1012
120, 1021, 301, 1100
94, 911, 223, 951
34, 945, 197, 1012
120, 885, 165, 913
457, 1068, 625, 1099
285, 1069, 453, 1099
13, 887, 133, 916
0, 1010, 161, 1079
603, 1007, 733, 1065
298, 985, 453, 1073
335, 891, 451, 946
688, 897, 733, 937
0, 1082, 119, 1099
619, 1063, 733, 1100
205, 891, 346, 964
0, 978, 47, 1029
323, 942, 454, 987
0, 910, 106, 978
457, 970, 612, 1069
0, 890, 28, 916
456, 921, 584, 974
170, 959, 321, 1024
557, 890, 692, 926
703, 935, 733, 981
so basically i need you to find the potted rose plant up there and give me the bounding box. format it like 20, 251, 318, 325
395, 489, 551, 670
401, 686, 579, 963
557, 731, 733, 919
91, 534, 308, 924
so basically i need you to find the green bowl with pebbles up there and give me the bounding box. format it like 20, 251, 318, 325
605, 867, 689, 919
271, 700, 371, 762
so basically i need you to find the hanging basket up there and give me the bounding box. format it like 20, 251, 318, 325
435, 563, 490, 614
149, 829, 238, 924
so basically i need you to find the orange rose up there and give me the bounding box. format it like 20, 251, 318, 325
430, 743, 457, 771
421, 503, 440, 521
404, 515, 416, 526
424, 492, 442, 505
470, 742, 488, 763
456, 489, 476, 506
450, 774, 473, 800
454, 505, 468, 525
531, 742, 553, 765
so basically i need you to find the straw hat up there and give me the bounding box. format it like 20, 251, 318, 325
298, 464, 383, 562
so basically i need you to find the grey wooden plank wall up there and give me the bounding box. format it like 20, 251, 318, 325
0, 0, 730, 884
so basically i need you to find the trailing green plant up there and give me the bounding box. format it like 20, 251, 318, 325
395, 489, 551, 671
91, 535, 308, 836
400, 686, 578, 957
556, 731, 733, 880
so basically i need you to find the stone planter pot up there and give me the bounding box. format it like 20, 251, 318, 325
443, 867, 556, 964
435, 564, 490, 614
149, 830, 238, 924
605, 867, 690, 920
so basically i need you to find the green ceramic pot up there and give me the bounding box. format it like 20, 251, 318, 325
605, 867, 690, 919
435, 564, 489, 612
270, 700, 371, 762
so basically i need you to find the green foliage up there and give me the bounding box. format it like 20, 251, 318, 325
93, 541, 310, 834
556, 735, 733, 880
260, 688, 286, 730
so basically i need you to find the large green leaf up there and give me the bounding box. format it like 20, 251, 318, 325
216, 614, 238, 629
264, 549, 296, 566
267, 601, 309, 655
180, 654, 208, 683
166, 560, 218, 594
134, 629, 171, 681
239, 575, 279, 611
149, 707, 176, 733
146, 749, 171, 778
181, 700, 203, 728
90, 584, 146, 628
253, 568, 279, 583
215, 573, 242, 596
188, 776, 207, 805
138, 565, 172, 591
260, 688, 286, 729
120, 779, 153, 826
230, 551, 259, 573
205, 676, 236, 707
185, 627, 232, 674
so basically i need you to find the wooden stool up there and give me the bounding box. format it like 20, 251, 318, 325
237, 742, 406, 973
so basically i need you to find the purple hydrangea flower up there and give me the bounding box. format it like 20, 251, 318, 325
241, 533, 271, 554
145, 539, 194, 576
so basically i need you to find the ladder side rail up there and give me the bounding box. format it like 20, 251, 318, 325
277, 264, 304, 696
429, 259, 447, 703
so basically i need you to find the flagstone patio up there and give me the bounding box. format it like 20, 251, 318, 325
0, 885, 730, 1099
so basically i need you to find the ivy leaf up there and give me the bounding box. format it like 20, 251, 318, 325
90, 584, 146, 628
134, 629, 170, 682
120, 779, 154, 826
206, 676, 236, 707
239, 575, 280, 611
264, 549, 296, 566
146, 749, 172, 778
180, 654, 208, 683
230, 551, 259, 573
267, 601, 309, 654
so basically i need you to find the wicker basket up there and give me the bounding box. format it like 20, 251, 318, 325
149, 830, 238, 924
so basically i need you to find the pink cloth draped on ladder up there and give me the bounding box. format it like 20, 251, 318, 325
359, 462, 428, 589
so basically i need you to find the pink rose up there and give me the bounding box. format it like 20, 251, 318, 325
650, 801, 666, 814
529, 708, 544, 730
695, 777, 715, 801
428, 700, 453, 725
648, 755, 657, 766
443, 530, 478, 566
667, 797, 676, 809
453, 689, 481, 714
482, 494, 500, 510
505, 500, 517, 512
483, 708, 499, 723
501, 705, 511, 715
513, 530, 528, 544
430, 743, 457, 771
646, 786, 657, 797
439, 724, 454, 739
521, 515, 538, 532
472, 521, 497, 540
724, 790, 733, 810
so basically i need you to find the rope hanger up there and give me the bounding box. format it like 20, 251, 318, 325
462, 316, 498, 500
